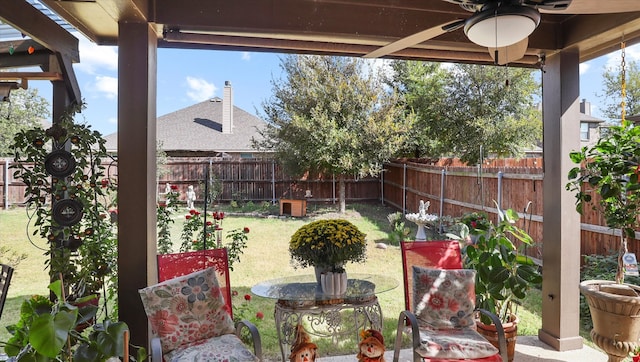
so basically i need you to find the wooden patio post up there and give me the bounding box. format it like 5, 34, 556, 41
539, 48, 583, 351
117, 21, 158, 348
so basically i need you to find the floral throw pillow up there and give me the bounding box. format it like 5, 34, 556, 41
139, 267, 235, 354
412, 267, 476, 329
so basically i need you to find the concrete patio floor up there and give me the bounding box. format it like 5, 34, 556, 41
316, 336, 608, 362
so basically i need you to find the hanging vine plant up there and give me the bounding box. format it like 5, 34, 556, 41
11, 102, 118, 301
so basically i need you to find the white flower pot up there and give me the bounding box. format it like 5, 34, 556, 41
321, 272, 347, 295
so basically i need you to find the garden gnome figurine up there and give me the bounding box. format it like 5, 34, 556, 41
289, 324, 317, 362
186, 185, 196, 209
357, 329, 386, 362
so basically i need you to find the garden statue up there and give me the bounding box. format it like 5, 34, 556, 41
405, 200, 438, 241
357, 329, 386, 362
186, 185, 196, 209
289, 324, 317, 362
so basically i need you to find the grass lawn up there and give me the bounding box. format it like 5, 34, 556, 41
0, 202, 548, 360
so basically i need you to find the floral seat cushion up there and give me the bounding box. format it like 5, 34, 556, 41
411, 267, 500, 360
164, 333, 258, 362
412, 267, 477, 329
139, 267, 236, 354
415, 326, 500, 360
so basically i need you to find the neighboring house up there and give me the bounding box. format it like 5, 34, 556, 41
524, 99, 604, 157
104, 81, 269, 160
578, 99, 605, 148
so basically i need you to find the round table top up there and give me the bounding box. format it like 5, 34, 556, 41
251, 273, 398, 303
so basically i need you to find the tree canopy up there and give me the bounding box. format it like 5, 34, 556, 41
254, 55, 407, 212
600, 60, 640, 121
390, 62, 541, 164
0, 88, 50, 157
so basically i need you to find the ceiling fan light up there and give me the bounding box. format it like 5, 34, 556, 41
464, 6, 540, 48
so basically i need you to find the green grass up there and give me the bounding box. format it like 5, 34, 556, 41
0, 202, 548, 360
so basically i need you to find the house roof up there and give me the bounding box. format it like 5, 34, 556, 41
580, 113, 604, 123
104, 98, 266, 153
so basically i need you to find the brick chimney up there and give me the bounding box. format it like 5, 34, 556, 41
222, 81, 233, 134
580, 98, 591, 116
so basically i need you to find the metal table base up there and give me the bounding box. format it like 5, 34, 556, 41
274, 296, 383, 361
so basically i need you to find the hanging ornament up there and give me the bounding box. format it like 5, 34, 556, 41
28, 46, 35, 54
8, 44, 14, 55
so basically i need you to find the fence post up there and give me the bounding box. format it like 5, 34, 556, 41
402, 163, 407, 214
3, 159, 7, 210
271, 160, 276, 204
497, 171, 503, 219
439, 169, 446, 233
332, 173, 336, 204
380, 169, 384, 205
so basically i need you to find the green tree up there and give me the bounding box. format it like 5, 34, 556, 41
254, 55, 407, 213
390, 63, 541, 164
386, 60, 449, 158
600, 60, 640, 121
0, 88, 50, 156
438, 64, 541, 164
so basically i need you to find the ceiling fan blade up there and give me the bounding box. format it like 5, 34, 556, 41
488, 38, 528, 65
540, 0, 640, 14
363, 19, 464, 58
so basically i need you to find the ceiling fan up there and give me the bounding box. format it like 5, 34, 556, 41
364, 0, 640, 65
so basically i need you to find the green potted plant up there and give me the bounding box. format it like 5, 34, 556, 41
11, 103, 118, 307
289, 219, 367, 294
566, 119, 640, 361
2, 279, 146, 362
460, 207, 542, 362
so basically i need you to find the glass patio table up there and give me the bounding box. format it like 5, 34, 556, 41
251, 273, 398, 361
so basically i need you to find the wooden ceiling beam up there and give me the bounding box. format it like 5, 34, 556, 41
0, 72, 63, 81
161, 30, 541, 67
0, 0, 79, 62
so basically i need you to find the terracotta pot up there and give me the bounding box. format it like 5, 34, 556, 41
476, 313, 518, 362
580, 280, 640, 362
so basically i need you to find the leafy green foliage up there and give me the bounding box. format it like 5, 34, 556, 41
600, 60, 640, 121
566, 120, 640, 283
0, 88, 50, 157
11, 103, 118, 302
3, 280, 146, 361
389, 62, 541, 164
157, 185, 180, 254
385, 61, 448, 158
254, 55, 407, 211
463, 208, 542, 324
386, 212, 409, 246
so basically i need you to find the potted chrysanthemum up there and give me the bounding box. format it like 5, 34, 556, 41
289, 219, 367, 295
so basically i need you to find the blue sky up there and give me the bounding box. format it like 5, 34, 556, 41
29, 33, 640, 137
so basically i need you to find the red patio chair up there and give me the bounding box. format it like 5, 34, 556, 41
157, 248, 233, 319
400, 240, 463, 312
395, 241, 507, 362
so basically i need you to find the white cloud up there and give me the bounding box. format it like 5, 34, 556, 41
94, 76, 118, 99
242, 52, 251, 61
73, 34, 118, 75
604, 43, 640, 70
107, 117, 117, 125
579, 63, 590, 75
186, 77, 216, 102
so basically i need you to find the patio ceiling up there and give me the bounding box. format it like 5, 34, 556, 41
22, 0, 640, 68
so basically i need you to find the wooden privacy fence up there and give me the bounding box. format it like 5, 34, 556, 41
382, 158, 639, 263
1, 158, 380, 208
2, 157, 636, 261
